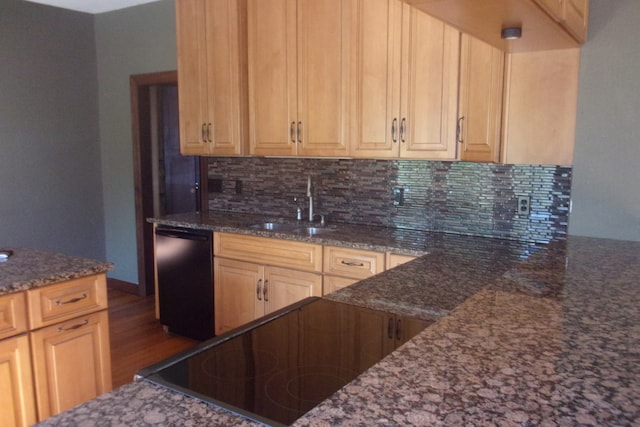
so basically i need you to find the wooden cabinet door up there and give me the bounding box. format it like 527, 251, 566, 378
394, 316, 431, 347
0, 335, 36, 427
247, 0, 298, 156
564, 0, 589, 42
323, 275, 358, 295
263, 267, 322, 315
458, 34, 504, 163
399, 5, 459, 159
176, 0, 246, 156
214, 258, 264, 335
535, 0, 565, 20
30, 310, 112, 420
351, 1, 459, 160
386, 253, 416, 269
350, 0, 403, 158
296, 0, 351, 157
176, 0, 210, 155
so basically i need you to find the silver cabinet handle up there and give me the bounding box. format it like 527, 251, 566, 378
56, 293, 87, 306
290, 121, 296, 143
57, 319, 89, 333
263, 280, 269, 302
256, 279, 263, 301
400, 118, 406, 143
391, 118, 398, 143
456, 116, 465, 144
341, 260, 364, 267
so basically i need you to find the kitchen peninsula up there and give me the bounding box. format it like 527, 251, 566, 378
0, 248, 113, 425
36, 212, 640, 426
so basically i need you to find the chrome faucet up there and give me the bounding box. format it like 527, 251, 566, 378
306, 176, 313, 222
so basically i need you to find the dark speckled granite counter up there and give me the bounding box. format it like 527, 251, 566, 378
37, 213, 640, 426
0, 248, 113, 296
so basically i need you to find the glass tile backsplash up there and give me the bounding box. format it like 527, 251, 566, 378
207, 158, 571, 243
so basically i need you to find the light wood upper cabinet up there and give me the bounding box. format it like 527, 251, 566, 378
457, 34, 505, 163
563, 0, 589, 43
0, 334, 36, 427
351, 1, 459, 160
176, 0, 247, 156
247, 0, 351, 157
535, 0, 589, 42
501, 48, 580, 165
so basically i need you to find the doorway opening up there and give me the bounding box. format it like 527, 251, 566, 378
130, 71, 208, 296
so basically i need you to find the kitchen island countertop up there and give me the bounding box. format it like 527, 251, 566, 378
0, 247, 113, 296
36, 214, 640, 426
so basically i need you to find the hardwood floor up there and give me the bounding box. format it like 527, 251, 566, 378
108, 287, 197, 388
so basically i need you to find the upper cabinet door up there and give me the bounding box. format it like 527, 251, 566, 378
296, 0, 351, 157
176, 0, 247, 156
564, 0, 589, 43
176, 0, 210, 155
399, 5, 459, 159
458, 34, 505, 163
350, 0, 403, 158
536, 0, 565, 19
247, 0, 351, 157
247, 0, 298, 156
350, 1, 459, 160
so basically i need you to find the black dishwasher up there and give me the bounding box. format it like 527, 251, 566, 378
155, 226, 214, 340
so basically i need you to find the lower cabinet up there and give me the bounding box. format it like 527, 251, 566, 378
0, 334, 36, 427
30, 310, 112, 420
214, 257, 322, 335
0, 273, 112, 426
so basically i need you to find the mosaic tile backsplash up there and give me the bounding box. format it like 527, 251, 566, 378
207, 158, 571, 243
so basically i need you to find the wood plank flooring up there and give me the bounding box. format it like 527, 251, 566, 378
108, 287, 197, 388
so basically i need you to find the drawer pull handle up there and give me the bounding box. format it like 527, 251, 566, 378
57, 319, 89, 333
56, 293, 87, 306
341, 260, 364, 267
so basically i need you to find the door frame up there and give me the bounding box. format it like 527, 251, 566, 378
130, 70, 208, 296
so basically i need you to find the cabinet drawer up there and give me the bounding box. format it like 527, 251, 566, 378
0, 292, 28, 340
27, 274, 108, 330
323, 246, 385, 280
214, 233, 323, 272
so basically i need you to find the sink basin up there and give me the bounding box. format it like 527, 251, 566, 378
249, 222, 298, 231
301, 227, 335, 235
248, 223, 336, 235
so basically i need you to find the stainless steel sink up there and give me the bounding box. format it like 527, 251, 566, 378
248, 222, 336, 235
249, 222, 298, 231
301, 227, 335, 235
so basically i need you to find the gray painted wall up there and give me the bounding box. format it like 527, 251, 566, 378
569, 0, 640, 241
0, 0, 105, 259
94, 0, 176, 283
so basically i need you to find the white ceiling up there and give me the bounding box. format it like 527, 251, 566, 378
24, 0, 162, 14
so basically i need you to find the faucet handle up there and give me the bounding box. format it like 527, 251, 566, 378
312, 214, 325, 226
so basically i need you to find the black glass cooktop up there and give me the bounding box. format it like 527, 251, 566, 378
138, 297, 428, 426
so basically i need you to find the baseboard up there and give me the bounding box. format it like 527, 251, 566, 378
107, 278, 139, 295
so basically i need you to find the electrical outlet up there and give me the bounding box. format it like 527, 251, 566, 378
517, 195, 530, 216
393, 188, 404, 206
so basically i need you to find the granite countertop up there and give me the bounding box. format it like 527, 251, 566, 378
0, 247, 113, 296
37, 214, 640, 426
